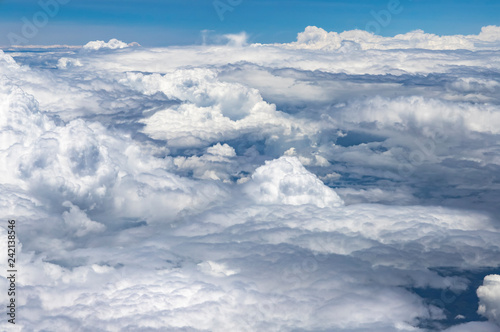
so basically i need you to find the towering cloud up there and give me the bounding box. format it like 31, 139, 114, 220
478, 275, 500, 325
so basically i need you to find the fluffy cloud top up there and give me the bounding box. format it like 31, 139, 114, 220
244, 156, 344, 207
478, 275, 500, 325
83, 38, 133, 50
287, 25, 500, 51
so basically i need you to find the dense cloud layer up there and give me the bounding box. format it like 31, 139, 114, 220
1, 27, 500, 331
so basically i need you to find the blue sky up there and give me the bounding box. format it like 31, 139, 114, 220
1, 0, 499, 46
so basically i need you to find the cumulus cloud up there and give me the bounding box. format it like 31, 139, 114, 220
244, 156, 344, 207
207, 143, 236, 157
1, 26, 500, 331
57, 57, 82, 69
478, 275, 500, 325
125, 69, 319, 148
286, 25, 500, 51
61, 201, 106, 237
83, 38, 135, 50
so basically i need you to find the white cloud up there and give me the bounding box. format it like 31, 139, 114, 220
1, 27, 500, 331
207, 143, 236, 158
127, 69, 319, 148
57, 57, 82, 69
444, 321, 500, 332
339, 95, 500, 135
478, 275, 500, 325
223, 32, 249, 47
244, 156, 344, 208
61, 201, 106, 236
286, 25, 500, 51
83, 38, 131, 50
